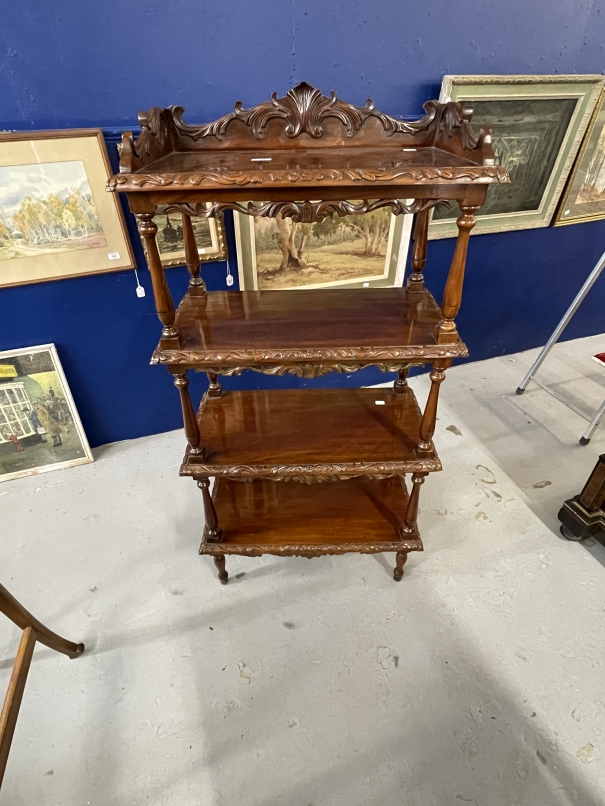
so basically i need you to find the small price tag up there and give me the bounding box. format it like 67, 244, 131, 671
226, 274, 234, 286
136, 285, 146, 298
107, 252, 120, 260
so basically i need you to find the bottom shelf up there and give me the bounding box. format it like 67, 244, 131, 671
200, 476, 423, 557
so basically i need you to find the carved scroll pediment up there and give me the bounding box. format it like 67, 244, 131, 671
170, 81, 440, 141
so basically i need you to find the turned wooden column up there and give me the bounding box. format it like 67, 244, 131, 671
401, 473, 426, 537
135, 213, 181, 347
437, 206, 478, 343
207, 372, 223, 399
197, 478, 221, 540
172, 372, 202, 454
394, 368, 409, 394
182, 213, 206, 296
418, 360, 449, 452
407, 208, 430, 292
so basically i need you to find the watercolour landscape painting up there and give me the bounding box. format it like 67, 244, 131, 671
0, 160, 106, 261
236, 206, 412, 291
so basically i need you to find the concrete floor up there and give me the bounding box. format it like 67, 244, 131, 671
2, 334, 605, 805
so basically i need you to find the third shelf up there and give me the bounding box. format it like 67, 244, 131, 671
181, 386, 441, 480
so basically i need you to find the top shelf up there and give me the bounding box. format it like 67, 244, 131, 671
107, 82, 508, 200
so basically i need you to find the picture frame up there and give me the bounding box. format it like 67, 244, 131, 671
141, 204, 227, 268
554, 88, 605, 226
234, 203, 413, 291
0, 129, 135, 287
428, 75, 604, 239
0, 344, 93, 483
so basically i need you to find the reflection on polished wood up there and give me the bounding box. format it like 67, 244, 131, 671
152, 286, 468, 370
182, 387, 440, 479
200, 476, 422, 554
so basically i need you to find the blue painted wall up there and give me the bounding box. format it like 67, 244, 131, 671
1, 2, 604, 447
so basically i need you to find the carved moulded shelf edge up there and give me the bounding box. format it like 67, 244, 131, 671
151, 344, 470, 368
182, 458, 442, 480
108, 165, 509, 192
199, 537, 423, 557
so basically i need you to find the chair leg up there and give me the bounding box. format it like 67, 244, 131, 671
213, 555, 228, 585
393, 551, 408, 581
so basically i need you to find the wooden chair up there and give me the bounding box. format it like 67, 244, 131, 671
0, 583, 84, 790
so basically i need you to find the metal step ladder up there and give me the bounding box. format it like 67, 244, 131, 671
516, 250, 605, 444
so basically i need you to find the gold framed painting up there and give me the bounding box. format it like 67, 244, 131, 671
554, 89, 605, 226
235, 204, 413, 290
141, 204, 227, 268
0, 129, 135, 287
428, 75, 604, 239
0, 344, 93, 483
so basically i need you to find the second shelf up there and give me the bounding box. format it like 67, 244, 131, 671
181, 386, 441, 480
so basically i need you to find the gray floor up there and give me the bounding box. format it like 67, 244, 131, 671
2, 334, 605, 806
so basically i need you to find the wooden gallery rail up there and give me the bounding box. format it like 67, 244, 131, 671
108, 82, 508, 583
0, 583, 84, 790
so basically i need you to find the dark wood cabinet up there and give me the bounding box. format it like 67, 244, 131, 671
108, 82, 507, 583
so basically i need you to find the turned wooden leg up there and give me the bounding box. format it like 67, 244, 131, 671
393, 551, 408, 581
437, 206, 478, 343
394, 368, 409, 394
173, 371, 202, 454
182, 213, 206, 296
135, 213, 181, 347
407, 208, 429, 292
198, 478, 221, 540
213, 555, 228, 585
207, 372, 222, 399
401, 473, 426, 537
418, 361, 448, 451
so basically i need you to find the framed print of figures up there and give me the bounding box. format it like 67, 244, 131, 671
555, 89, 605, 226
141, 205, 227, 268
0, 344, 92, 483
235, 204, 413, 291
428, 75, 604, 239
0, 129, 135, 287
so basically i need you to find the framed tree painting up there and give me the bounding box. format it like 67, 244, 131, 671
235, 204, 413, 290
0, 129, 135, 287
0, 344, 93, 483
428, 75, 604, 239
141, 205, 227, 268
554, 89, 605, 226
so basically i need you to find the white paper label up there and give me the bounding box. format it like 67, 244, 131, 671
363, 282, 370, 287
251, 157, 272, 162
375, 400, 386, 406
226, 274, 234, 286
108, 252, 120, 260
136, 285, 146, 298
199, 248, 207, 254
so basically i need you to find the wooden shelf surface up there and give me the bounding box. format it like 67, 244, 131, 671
199, 476, 423, 556
182, 386, 440, 479
153, 287, 468, 369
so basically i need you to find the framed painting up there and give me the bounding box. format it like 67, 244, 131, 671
235, 204, 413, 290
0, 344, 92, 483
141, 204, 227, 268
0, 129, 135, 287
428, 75, 604, 239
554, 89, 605, 226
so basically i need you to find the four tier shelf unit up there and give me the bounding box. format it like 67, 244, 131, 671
108, 82, 508, 584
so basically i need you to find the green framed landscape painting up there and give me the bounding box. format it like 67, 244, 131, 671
428, 75, 604, 239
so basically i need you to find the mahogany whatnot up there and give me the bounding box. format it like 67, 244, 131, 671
108, 82, 507, 582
